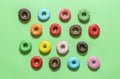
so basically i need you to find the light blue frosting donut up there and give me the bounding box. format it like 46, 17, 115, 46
67, 57, 80, 69
38, 9, 50, 21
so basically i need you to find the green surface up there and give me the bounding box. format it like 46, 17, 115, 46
0, 0, 120, 79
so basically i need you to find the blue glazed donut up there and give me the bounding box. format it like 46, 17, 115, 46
38, 9, 50, 21
67, 57, 80, 69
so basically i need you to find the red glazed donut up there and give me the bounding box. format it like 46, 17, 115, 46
50, 23, 61, 36
31, 56, 43, 69
88, 24, 100, 37
59, 8, 71, 21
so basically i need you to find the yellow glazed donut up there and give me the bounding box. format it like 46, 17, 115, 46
39, 41, 51, 54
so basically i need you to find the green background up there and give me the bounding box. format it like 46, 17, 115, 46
0, 0, 120, 79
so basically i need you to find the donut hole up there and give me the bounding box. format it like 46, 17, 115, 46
80, 44, 85, 49
22, 12, 28, 18
23, 43, 28, 48
34, 27, 38, 32
92, 61, 96, 64
73, 28, 78, 33
61, 45, 65, 49
72, 61, 76, 64
53, 27, 58, 32
34, 60, 39, 64
52, 60, 58, 65
42, 12, 46, 16
93, 28, 97, 32
63, 12, 67, 17
82, 12, 87, 17
43, 45, 47, 48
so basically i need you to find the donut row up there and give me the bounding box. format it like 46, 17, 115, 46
19, 40, 88, 55
19, 40, 101, 70
30, 23, 100, 38
18, 8, 90, 23
31, 56, 100, 70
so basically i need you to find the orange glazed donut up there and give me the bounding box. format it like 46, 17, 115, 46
30, 24, 42, 37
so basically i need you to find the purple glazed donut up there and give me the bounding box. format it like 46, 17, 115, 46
88, 56, 100, 69
56, 41, 69, 55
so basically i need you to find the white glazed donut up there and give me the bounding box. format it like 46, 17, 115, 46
56, 41, 69, 55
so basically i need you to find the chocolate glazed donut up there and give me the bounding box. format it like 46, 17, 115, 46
18, 8, 31, 21
49, 57, 61, 70
70, 25, 82, 36
77, 41, 88, 53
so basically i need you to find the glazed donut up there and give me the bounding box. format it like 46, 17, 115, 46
59, 8, 71, 21
78, 9, 90, 23
31, 56, 43, 69
18, 8, 31, 21
38, 9, 50, 21
88, 56, 100, 69
56, 41, 69, 55
67, 57, 80, 69
30, 24, 42, 37
88, 24, 100, 37
50, 23, 61, 36
19, 40, 32, 53
39, 41, 51, 54
49, 57, 61, 69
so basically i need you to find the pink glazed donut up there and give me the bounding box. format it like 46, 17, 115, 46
57, 41, 69, 55
88, 56, 100, 69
